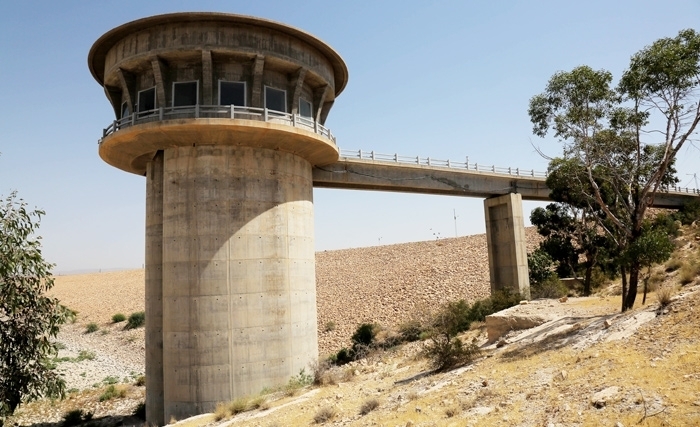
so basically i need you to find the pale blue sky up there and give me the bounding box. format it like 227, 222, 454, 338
1, 1, 698, 273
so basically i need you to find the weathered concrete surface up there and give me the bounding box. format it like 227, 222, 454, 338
160, 146, 317, 420
313, 159, 550, 200
312, 157, 699, 208
145, 151, 164, 425
484, 193, 531, 299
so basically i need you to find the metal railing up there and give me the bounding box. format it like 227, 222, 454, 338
337, 149, 700, 195
338, 149, 548, 178
100, 105, 335, 143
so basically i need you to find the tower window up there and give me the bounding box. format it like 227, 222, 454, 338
299, 98, 312, 118
264, 86, 287, 113
137, 87, 156, 113
219, 81, 246, 106
173, 81, 199, 107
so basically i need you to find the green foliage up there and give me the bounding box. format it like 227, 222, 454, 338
528, 29, 700, 311
527, 249, 556, 286
531, 276, 568, 299
324, 321, 336, 332
102, 376, 119, 385
85, 323, 99, 334
0, 192, 66, 420
673, 199, 700, 225
397, 319, 424, 342
425, 335, 480, 372
62, 409, 93, 427
125, 311, 145, 329
111, 313, 126, 323
351, 323, 377, 347
99, 384, 126, 401
285, 368, 313, 394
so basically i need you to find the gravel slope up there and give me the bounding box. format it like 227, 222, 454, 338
45, 229, 541, 391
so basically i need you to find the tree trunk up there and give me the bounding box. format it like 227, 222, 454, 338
623, 262, 640, 311
583, 265, 593, 296
620, 266, 627, 312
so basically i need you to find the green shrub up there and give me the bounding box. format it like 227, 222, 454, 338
99, 384, 126, 401
332, 348, 353, 365
126, 311, 145, 329
85, 323, 99, 334
111, 313, 126, 323
324, 321, 336, 332
531, 276, 568, 299
425, 335, 480, 371
351, 323, 377, 346
672, 199, 700, 225
135, 375, 146, 386
397, 319, 424, 342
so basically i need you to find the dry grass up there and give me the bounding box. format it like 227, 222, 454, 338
313, 406, 337, 424
656, 286, 674, 306
678, 261, 699, 285
229, 397, 249, 415
213, 402, 229, 421
358, 398, 379, 415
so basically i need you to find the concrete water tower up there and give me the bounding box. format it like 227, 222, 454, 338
88, 12, 348, 425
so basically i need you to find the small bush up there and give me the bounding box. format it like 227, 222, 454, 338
213, 402, 230, 421
249, 395, 266, 410
531, 276, 568, 299
135, 375, 146, 386
679, 262, 699, 285
112, 313, 126, 323
285, 369, 313, 396
126, 311, 145, 329
85, 323, 99, 334
313, 406, 338, 424
359, 398, 380, 415
324, 321, 336, 332
425, 335, 480, 371
397, 319, 424, 342
351, 323, 378, 347
310, 359, 333, 386
665, 258, 683, 272
445, 406, 459, 418
103, 376, 119, 385
99, 384, 126, 401
657, 286, 674, 306
229, 397, 249, 414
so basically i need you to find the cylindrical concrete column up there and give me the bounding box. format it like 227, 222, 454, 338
161, 145, 317, 420
145, 151, 165, 426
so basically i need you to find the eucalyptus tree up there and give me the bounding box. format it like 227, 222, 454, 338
0, 192, 66, 423
528, 29, 700, 311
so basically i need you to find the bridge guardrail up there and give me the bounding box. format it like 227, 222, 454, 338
100, 105, 335, 144
338, 149, 700, 195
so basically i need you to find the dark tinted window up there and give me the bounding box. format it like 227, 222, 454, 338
220, 81, 246, 106
138, 87, 156, 112
173, 82, 198, 107
299, 98, 312, 118
265, 87, 286, 112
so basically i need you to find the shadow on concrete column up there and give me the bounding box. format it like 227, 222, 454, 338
484, 193, 531, 299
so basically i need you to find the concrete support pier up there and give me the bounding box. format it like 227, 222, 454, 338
484, 193, 531, 299
160, 146, 317, 418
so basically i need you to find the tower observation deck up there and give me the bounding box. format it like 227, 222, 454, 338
88, 12, 348, 425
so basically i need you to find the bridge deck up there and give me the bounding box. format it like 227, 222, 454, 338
312, 156, 699, 209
